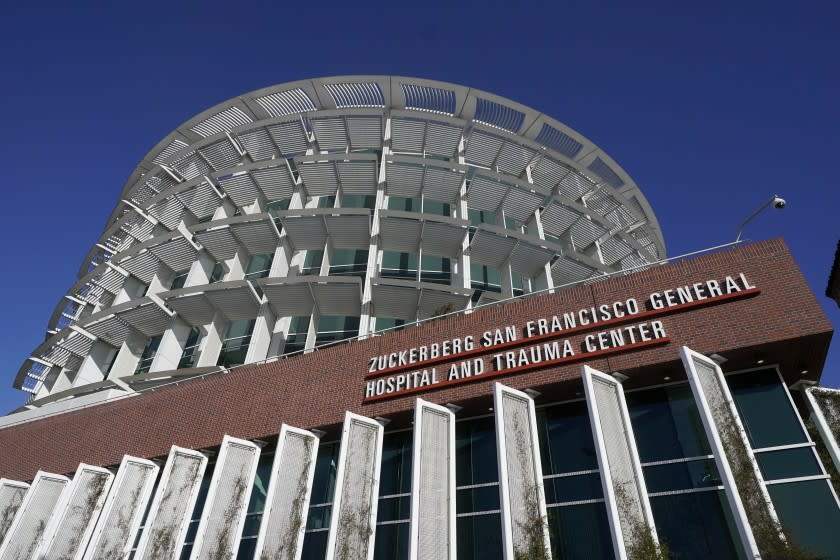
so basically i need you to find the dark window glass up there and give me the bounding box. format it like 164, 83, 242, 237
379, 431, 412, 495
375, 317, 406, 332
649, 490, 743, 560
456, 417, 499, 487
768, 479, 840, 558
642, 459, 721, 493
317, 195, 336, 208
244, 253, 273, 281
284, 316, 310, 355
301, 250, 324, 276
547, 503, 614, 560
456, 513, 503, 560
265, 198, 291, 213
315, 316, 360, 346
170, 269, 190, 290
511, 271, 528, 297
543, 473, 603, 504
302, 443, 339, 557
388, 196, 420, 212
423, 199, 450, 217
468, 208, 496, 227
329, 249, 368, 279
341, 194, 376, 209
470, 263, 501, 293
381, 251, 419, 281
456, 485, 500, 514
376, 496, 411, 523
420, 254, 451, 284
217, 319, 255, 367
236, 453, 273, 558
135, 334, 162, 374
372, 521, 409, 560
755, 447, 822, 481
179, 464, 215, 558
626, 383, 712, 462
727, 369, 808, 448
300, 530, 328, 560
209, 262, 226, 283
178, 327, 202, 369
537, 401, 599, 474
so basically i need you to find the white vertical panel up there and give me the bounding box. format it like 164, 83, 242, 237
325, 411, 384, 560
189, 436, 261, 560
0, 479, 30, 549
39, 463, 114, 560
254, 425, 319, 560
82, 455, 160, 560
804, 387, 840, 476
680, 346, 765, 559
582, 365, 657, 560
0, 471, 69, 560
409, 399, 456, 560
134, 446, 208, 560
493, 383, 551, 560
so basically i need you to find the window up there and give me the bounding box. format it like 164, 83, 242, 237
134, 335, 162, 375
423, 199, 450, 217
217, 319, 255, 367
388, 196, 420, 212
170, 269, 190, 290
179, 463, 214, 558
209, 262, 226, 283
301, 443, 339, 560
177, 327, 202, 369
317, 195, 336, 208
375, 317, 406, 333
381, 251, 418, 281
329, 249, 368, 279
470, 263, 501, 293
373, 431, 412, 560
265, 199, 291, 214
244, 253, 273, 281
511, 271, 529, 297
301, 250, 324, 276
419, 254, 451, 284
340, 194, 375, 209
283, 316, 310, 355
236, 453, 274, 559
315, 316, 359, 346
468, 208, 497, 227
504, 215, 525, 233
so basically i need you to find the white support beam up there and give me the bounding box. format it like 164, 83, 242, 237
0, 471, 70, 560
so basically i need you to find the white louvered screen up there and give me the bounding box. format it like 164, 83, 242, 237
189, 436, 260, 560
134, 446, 207, 560
804, 387, 840, 478
679, 347, 764, 559
409, 399, 455, 560
254, 425, 319, 560
582, 365, 657, 560
493, 383, 551, 560
82, 456, 160, 560
0, 479, 29, 548
0, 472, 69, 560
325, 412, 384, 560
39, 464, 114, 560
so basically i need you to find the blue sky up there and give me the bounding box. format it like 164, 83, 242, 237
1, 1, 838, 414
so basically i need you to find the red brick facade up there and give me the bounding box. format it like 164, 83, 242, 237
0, 238, 832, 481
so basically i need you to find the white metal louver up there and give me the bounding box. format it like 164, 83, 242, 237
409, 399, 456, 560
134, 446, 208, 560
582, 365, 657, 560
803, 386, 840, 478
0, 471, 70, 560
82, 455, 160, 560
189, 436, 261, 560
679, 347, 764, 559
38, 463, 114, 560
253, 425, 320, 560
0, 479, 29, 548
493, 383, 551, 560
325, 412, 384, 560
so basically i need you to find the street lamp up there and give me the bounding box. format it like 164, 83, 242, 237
735, 194, 786, 242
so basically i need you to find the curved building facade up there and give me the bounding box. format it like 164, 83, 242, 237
15, 76, 664, 401
2, 78, 840, 560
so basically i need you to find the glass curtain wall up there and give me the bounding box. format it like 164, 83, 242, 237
301, 442, 340, 560
373, 431, 412, 560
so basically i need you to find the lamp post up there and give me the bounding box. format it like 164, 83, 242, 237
735, 194, 786, 242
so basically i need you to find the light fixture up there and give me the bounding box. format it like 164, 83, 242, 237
735, 194, 786, 242
523, 388, 542, 399
374, 416, 391, 427
663, 376, 671, 381
488, 407, 494, 412
709, 353, 728, 365
310, 428, 327, 439
445, 403, 463, 414
801, 369, 809, 375
610, 372, 628, 383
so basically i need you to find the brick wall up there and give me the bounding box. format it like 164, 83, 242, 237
0, 238, 832, 480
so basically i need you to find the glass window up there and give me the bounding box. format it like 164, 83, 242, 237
456, 417, 499, 487
649, 490, 744, 560
179, 463, 215, 558
470, 263, 501, 293
178, 327, 202, 369
423, 199, 450, 217
373, 431, 412, 560
209, 262, 226, 283
329, 249, 368, 279
315, 316, 359, 346
170, 269, 190, 290
420, 254, 451, 284
301, 250, 324, 276
468, 208, 496, 227
537, 401, 599, 475
283, 316, 310, 355
244, 253, 273, 281
504, 215, 525, 233
768, 479, 840, 558
217, 319, 255, 367
236, 452, 274, 559
547, 502, 614, 560
379, 431, 412, 496
456, 513, 503, 560
727, 368, 808, 448
302, 443, 339, 559
135, 334, 162, 375
341, 194, 376, 209
388, 196, 420, 212
381, 251, 419, 281
317, 195, 336, 208
642, 459, 721, 493
375, 317, 405, 333
626, 383, 712, 462
511, 271, 528, 297
755, 447, 822, 481
265, 199, 291, 213
543, 473, 603, 504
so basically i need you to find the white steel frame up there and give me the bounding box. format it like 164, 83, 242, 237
0, 471, 70, 560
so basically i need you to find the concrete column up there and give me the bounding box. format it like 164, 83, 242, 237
196, 314, 227, 368
245, 303, 275, 364
149, 318, 193, 373
73, 340, 117, 386
109, 330, 146, 379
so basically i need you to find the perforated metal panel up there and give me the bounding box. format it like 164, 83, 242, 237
410, 399, 455, 560
325, 412, 384, 560
189, 436, 260, 560
254, 425, 319, 560
0, 480, 29, 548
493, 383, 551, 560
0, 471, 69, 560
40, 464, 114, 560
134, 446, 207, 560
582, 366, 657, 560
82, 456, 159, 560
679, 347, 763, 559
